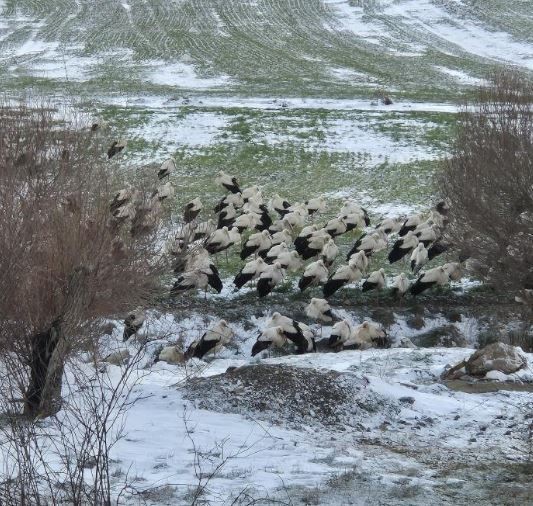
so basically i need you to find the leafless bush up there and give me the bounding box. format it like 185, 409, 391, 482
439, 69, 533, 292
0, 342, 149, 505
0, 101, 168, 419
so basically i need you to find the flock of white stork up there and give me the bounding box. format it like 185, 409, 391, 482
113, 160, 464, 361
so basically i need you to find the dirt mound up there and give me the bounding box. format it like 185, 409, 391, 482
184, 364, 398, 431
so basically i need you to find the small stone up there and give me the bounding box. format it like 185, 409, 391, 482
469, 437, 477, 443
399, 396, 416, 405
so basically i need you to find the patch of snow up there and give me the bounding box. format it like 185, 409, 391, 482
147, 60, 233, 89
434, 66, 487, 86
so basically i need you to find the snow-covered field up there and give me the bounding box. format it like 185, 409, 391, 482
1, 1, 532, 504
72, 327, 533, 504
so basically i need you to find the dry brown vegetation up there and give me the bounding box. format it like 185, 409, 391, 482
0, 102, 167, 419
439, 70, 533, 293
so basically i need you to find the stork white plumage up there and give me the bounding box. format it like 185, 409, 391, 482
298, 259, 329, 291
323, 259, 362, 298
241, 230, 273, 260
410, 243, 428, 274
390, 273, 410, 297
264, 242, 289, 264
257, 262, 285, 297
233, 212, 261, 232
320, 238, 339, 267
410, 266, 450, 295
388, 231, 419, 263
305, 298, 334, 323
251, 326, 287, 356
271, 229, 293, 247
233, 257, 267, 289
362, 268, 386, 292
158, 158, 176, 180
215, 171, 241, 194
275, 250, 303, 272
305, 196, 327, 215
328, 319, 353, 349
186, 320, 234, 359
344, 321, 388, 349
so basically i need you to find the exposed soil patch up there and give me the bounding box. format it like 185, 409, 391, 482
183, 363, 399, 431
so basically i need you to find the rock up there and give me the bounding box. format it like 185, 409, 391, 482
465, 342, 527, 376
157, 346, 185, 364
399, 396, 415, 405
105, 349, 130, 366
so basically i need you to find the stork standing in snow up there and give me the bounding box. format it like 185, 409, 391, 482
206, 226, 240, 254
305, 297, 334, 338
271, 229, 292, 247
298, 259, 329, 292
251, 326, 287, 356
275, 250, 302, 272
215, 171, 241, 194
328, 319, 353, 350
347, 231, 386, 259
427, 238, 450, 261
158, 158, 176, 180
241, 230, 273, 260
320, 238, 339, 267
414, 222, 438, 247
298, 229, 330, 260
171, 269, 209, 296
390, 273, 410, 297
233, 212, 261, 233
264, 242, 289, 264
305, 298, 334, 323
294, 224, 319, 252
410, 243, 428, 274
376, 216, 403, 235
186, 320, 234, 359
398, 213, 423, 236
269, 194, 292, 217
110, 187, 137, 214
348, 250, 369, 274
257, 262, 285, 297
325, 217, 347, 237
362, 268, 386, 292
305, 197, 326, 215
217, 203, 237, 229
183, 197, 203, 223
345, 321, 388, 349
388, 231, 419, 263
233, 257, 267, 289
214, 192, 244, 214
323, 260, 362, 298
410, 266, 450, 296
266, 313, 314, 354
192, 219, 216, 241
123, 310, 145, 341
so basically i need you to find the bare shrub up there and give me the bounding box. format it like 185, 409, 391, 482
0, 102, 167, 419
0, 341, 150, 505
439, 70, 533, 292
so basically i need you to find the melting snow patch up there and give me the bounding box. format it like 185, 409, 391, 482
147, 60, 232, 89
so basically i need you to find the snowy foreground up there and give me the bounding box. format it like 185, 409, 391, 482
91, 322, 533, 505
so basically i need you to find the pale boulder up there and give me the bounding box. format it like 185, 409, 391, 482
465, 342, 527, 376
